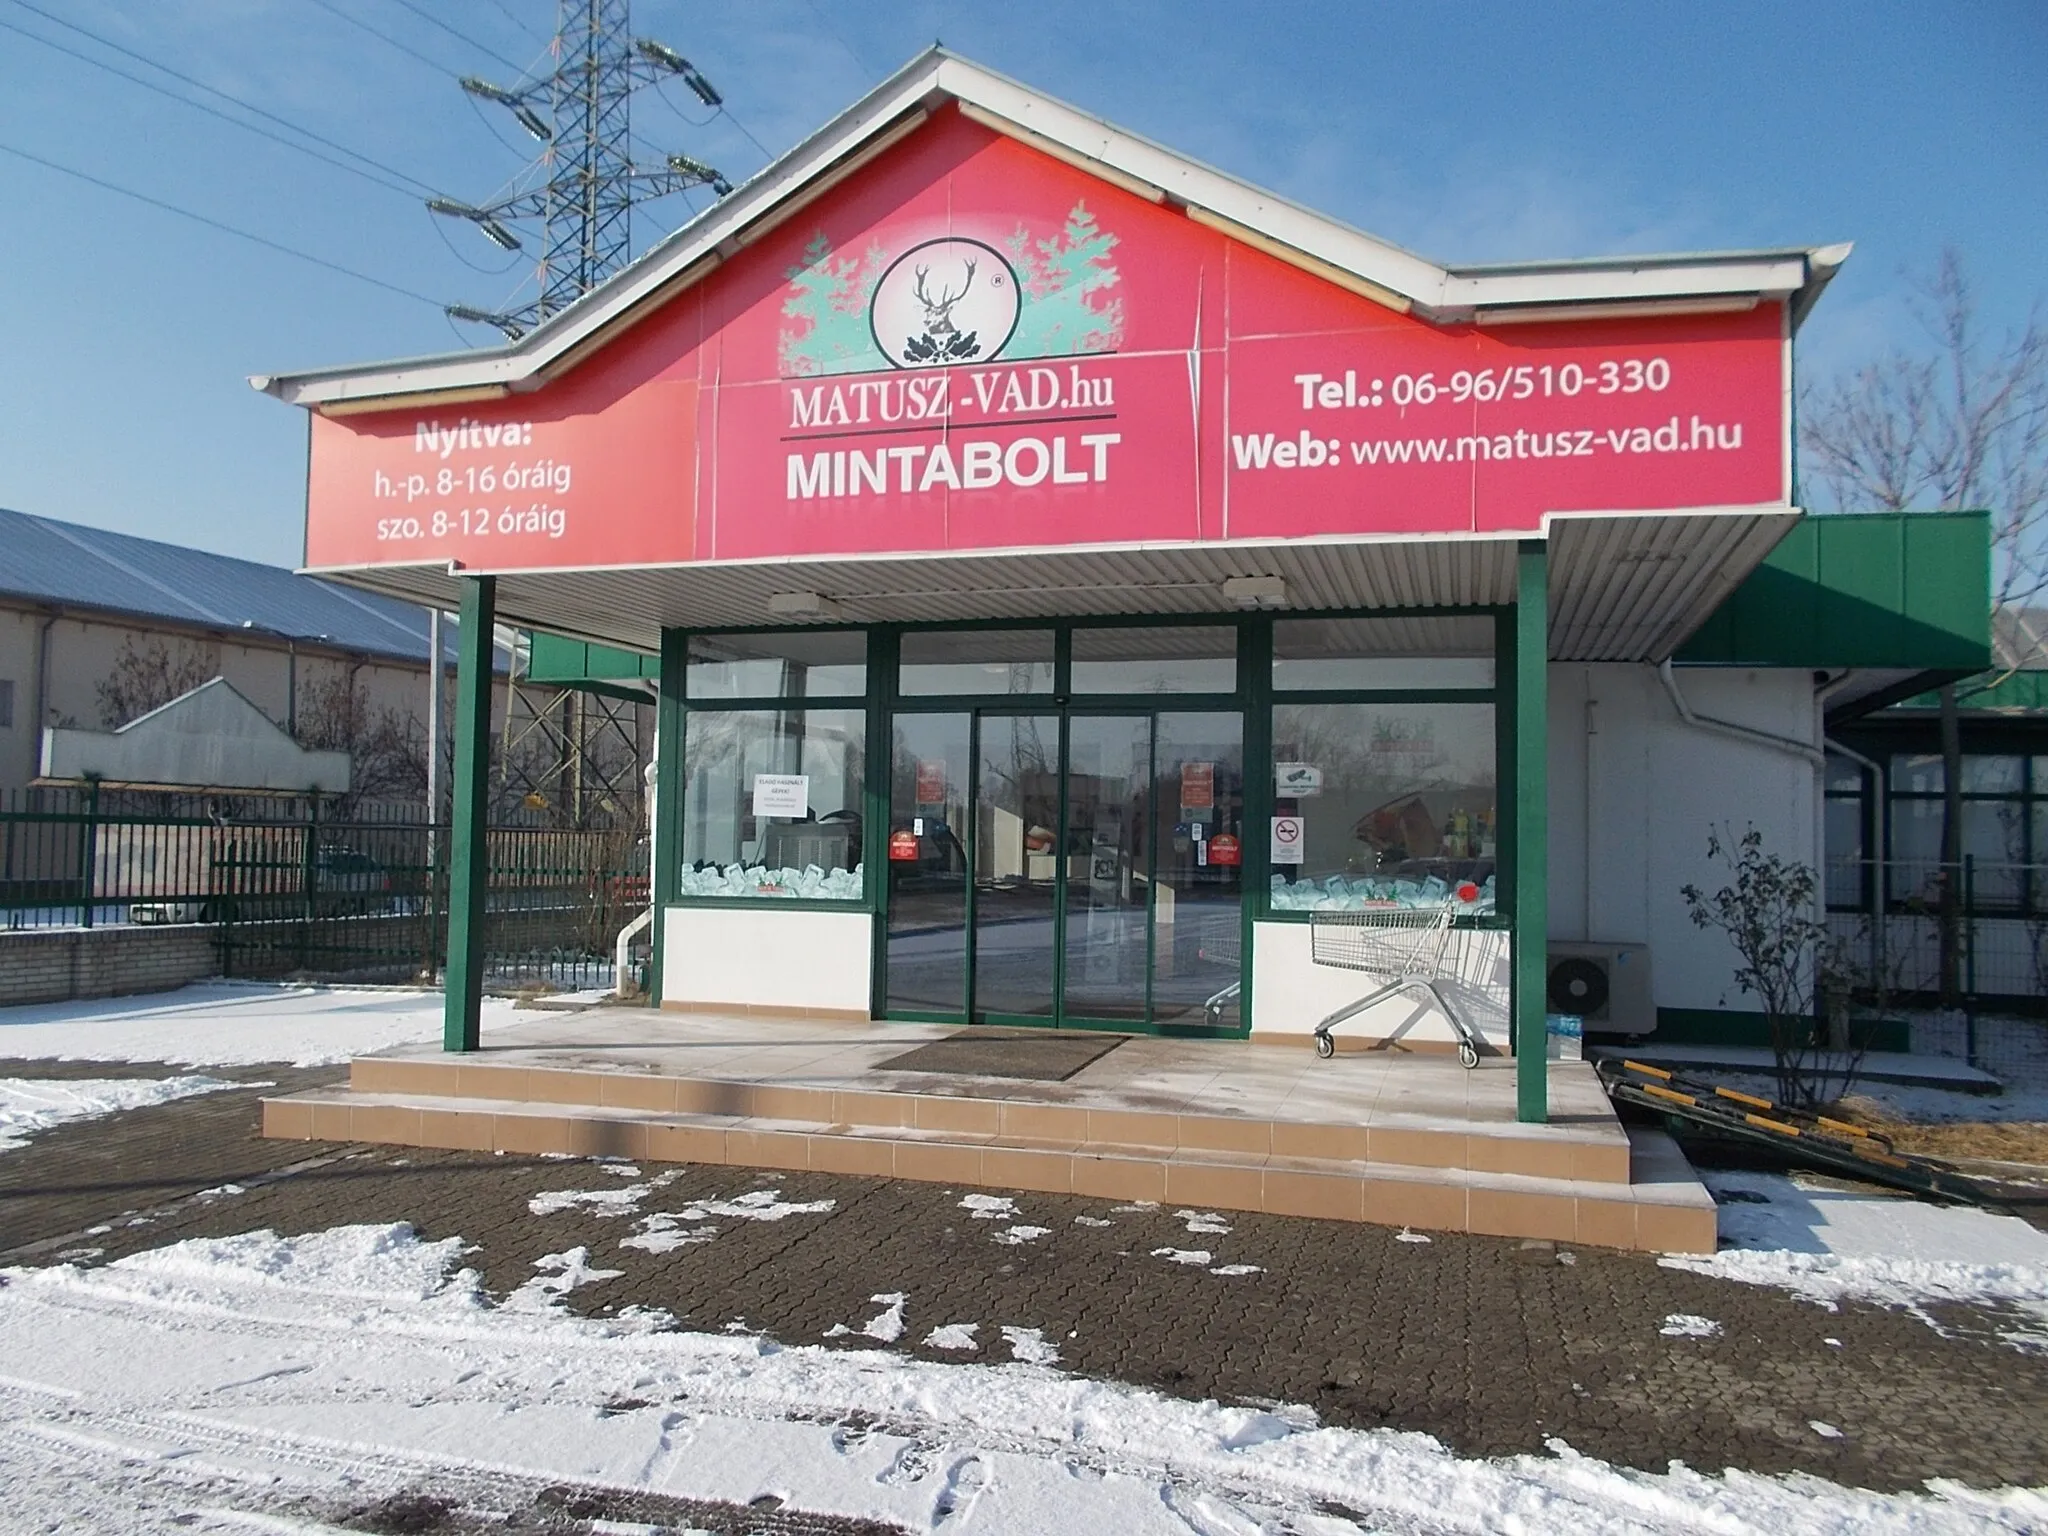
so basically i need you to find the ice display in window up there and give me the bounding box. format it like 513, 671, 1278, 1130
676, 861, 866, 899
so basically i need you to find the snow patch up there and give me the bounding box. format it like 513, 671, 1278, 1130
1659, 1314, 1722, 1339
992, 1225, 1050, 1246
924, 1323, 978, 1352
959, 1193, 1018, 1220
1175, 1209, 1232, 1235
1395, 1229, 1433, 1244
506, 1247, 623, 1311
674, 1189, 835, 1222
1210, 1264, 1264, 1277
998, 1325, 1060, 1365
826, 1293, 907, 1343
529, 1186, 650, 1217
1073, 1215, 1112, 1228
1152, 1248, 1212, 1266
619, 1214, 719, 1254
0, 1074, 237, 1151
0, 982, 526, 1067
1663, 1171, 2048, 1328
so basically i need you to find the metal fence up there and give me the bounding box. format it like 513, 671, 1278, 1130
1, 786, 648, 992
1826, 855, 2048, 1081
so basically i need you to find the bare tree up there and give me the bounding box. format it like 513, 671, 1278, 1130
293, 670, 427, 812
1802, 246, 2048, 604
1801, 248, 2048, 1003
1682, 825, 1856, 1107
96, 636, 221, 728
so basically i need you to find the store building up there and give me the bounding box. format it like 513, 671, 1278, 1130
254, 49, 1987, 1162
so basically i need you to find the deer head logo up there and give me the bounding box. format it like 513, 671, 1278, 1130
871, 238, 1019, 369
912, 258, 975, 338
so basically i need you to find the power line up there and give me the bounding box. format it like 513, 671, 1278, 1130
0, 136, 443, 309
3, 0, 443, 198
385, 0, 529, 74
302, 0, 465, 77
0, 15, 423, 202
479, 0, 549, 47
801, 0, 876, 78
720, 106, 774, 164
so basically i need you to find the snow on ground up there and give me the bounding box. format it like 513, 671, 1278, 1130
1665, 1170, 2048, 1333
0, 981, 528, 1068
1849, 1079, 2048, 1126
0, 1074, 238, 1151
1, 1223, 2041, 1533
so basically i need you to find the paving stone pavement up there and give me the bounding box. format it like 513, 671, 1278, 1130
2, 1082, 2045, 1497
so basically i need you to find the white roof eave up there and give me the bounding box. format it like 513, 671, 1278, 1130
252, 48, 1849, 409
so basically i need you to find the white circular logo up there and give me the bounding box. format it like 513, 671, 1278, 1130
870, 238, 1020, 369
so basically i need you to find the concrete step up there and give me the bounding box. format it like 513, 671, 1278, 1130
262, 1087, 1715, 1254
345, 1054, 1634, 1186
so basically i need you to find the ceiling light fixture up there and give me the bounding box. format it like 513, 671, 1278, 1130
1220, 575, 1289, 609
767, 591, 844, 620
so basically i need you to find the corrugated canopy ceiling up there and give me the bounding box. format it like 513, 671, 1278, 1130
324, 510, 1796, 665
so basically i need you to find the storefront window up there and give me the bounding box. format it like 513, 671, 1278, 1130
680, 707, 865, 898
898, 629, 1055, 696
1269, 702, 1496, 909
1273, 616, 1494, 691
686, 630, 866, 699
1071, 625, 1236, 694
1882, 752, 2036, 910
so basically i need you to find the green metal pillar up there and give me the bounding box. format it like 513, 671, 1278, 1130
443, 576, 496, 1053
647, 627, 686, 1005
1511, 541, 1549, 1123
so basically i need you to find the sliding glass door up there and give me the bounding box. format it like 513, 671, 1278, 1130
882, 707, 1242, 1031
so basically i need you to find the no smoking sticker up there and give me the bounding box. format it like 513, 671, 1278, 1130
1270, 816, 1304, 864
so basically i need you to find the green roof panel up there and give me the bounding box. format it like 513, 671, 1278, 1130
1676, 511, 1990, 669
525, 631, 658, 690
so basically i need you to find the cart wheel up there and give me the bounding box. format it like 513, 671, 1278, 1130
1458, 1039, 1480, 1070
1314, 1032, 1335, 1060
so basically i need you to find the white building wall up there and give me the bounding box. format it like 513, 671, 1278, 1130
1549, 663, 1821, 1014
662, 905, 872, 1016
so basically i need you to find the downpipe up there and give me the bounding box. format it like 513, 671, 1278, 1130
615, 907, 653, 999
1657, 659, 1825, 767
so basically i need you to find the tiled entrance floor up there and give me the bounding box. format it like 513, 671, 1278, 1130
262, 1010, 1716, 1252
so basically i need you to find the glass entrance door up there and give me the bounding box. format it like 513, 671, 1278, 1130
970, 713, 1061, 1020
1061, 715, 1152, 1024
881, 708, 1242, 1031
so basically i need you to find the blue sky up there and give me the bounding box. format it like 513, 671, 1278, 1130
0, 0, 2041, 568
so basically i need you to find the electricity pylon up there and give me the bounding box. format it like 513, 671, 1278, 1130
432, 0, 731, 340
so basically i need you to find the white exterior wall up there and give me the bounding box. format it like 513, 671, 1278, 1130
662, 905, 872, 1015
1548, 662, 1821, 1013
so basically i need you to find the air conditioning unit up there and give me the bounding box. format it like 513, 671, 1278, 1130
1546, 941, 1655, 1037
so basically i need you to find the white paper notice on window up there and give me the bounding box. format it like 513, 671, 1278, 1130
1270, 815, 1305, 865
752, 773, 810, 818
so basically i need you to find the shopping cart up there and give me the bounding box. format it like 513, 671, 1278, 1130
1195, 927, 1241, 1025
1309, 904, 1481, 1068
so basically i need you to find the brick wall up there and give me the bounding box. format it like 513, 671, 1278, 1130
0, 923, 221, 1006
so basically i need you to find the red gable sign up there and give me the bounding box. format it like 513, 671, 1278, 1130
306, 108, 1785, 574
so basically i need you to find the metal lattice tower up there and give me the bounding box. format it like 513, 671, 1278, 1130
434, 0, 730, 339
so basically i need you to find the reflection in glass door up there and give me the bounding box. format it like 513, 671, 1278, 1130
1150, 713, 1244, 1029
884, 713, 971, 1016
971, 715, 1061, 1020
1062, 716, 1152, 1023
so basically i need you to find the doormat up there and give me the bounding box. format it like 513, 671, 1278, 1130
875, 1028, 1128, 1082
